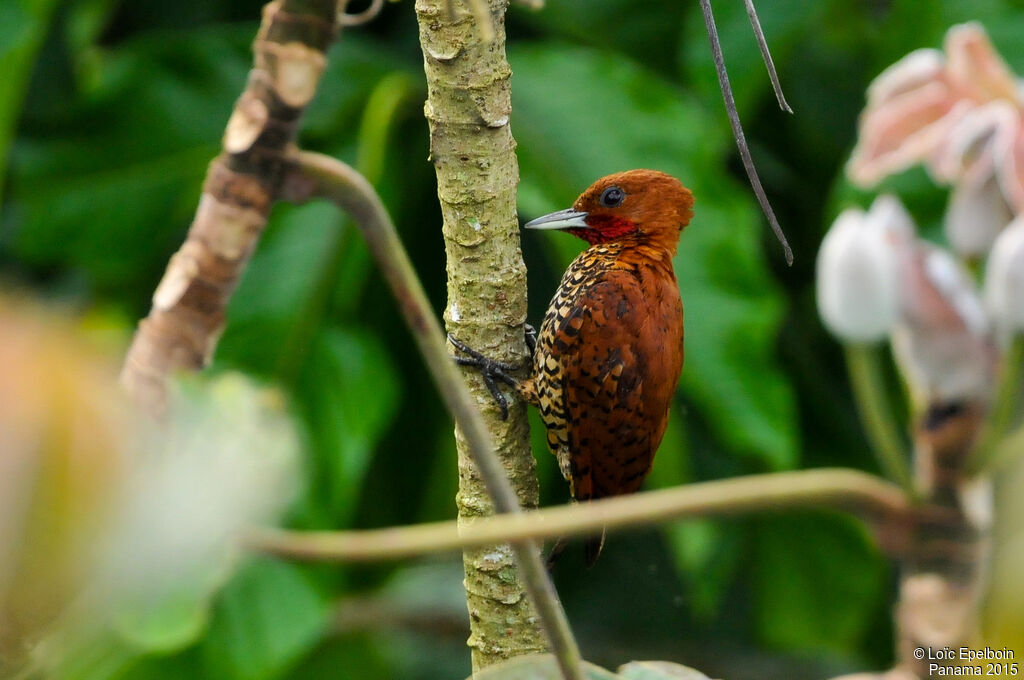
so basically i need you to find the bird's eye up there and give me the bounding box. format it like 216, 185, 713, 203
599, 186, 625, 208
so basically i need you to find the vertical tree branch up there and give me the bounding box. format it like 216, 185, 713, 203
120, 0, 339, 412
414, 0, 550, 672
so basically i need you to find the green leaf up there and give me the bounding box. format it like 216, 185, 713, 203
215, 196, 400, 527
471, 654, 621, 680
299, 326, 399, 501
512, 44, 797, 468
112, 584, 213, 655
304, 35, 421, 146
111, 552, 235, 654
663, 518, 742, 621
47, 633, 143, 680
221, 322, 400, 529
5, 26, 252, 297
218, 201, 343, 371
680, 0, 832, 113
644, 419, 742, 617
282, 635, 391, 680
511, 1, 682, 75
0, 0, 60, 207
118, 648, 212, 680
293, 327, 400, 525
201, 558, 330, 680
617, 661, 714, 680
752, 513, 885, 653
4, 24, 418, 303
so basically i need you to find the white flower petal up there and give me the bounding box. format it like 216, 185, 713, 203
944, 175, 1013, 258
984, 217, 1024, 338
893, 244, 995, 402
996, 123, 1024, 212
924, 248, 990, 336
816, 207, 901, 342
868, 193, 917, 240
931, 100, 1019, 186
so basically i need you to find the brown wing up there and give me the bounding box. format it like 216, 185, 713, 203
523, 248, 609, 488
561, 266, 683, 501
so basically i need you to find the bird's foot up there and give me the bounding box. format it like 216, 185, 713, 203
448, 335, 520, 420
524, 323, 537, 356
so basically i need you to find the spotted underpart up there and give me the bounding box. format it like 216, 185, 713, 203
514, 242, 684, 504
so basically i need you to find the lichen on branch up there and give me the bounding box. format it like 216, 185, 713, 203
415, 0, 545, 669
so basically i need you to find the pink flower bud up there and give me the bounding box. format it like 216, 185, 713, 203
931, 100, 1017, 187
866, 49, 945, 106
848, 21, 1024, 217
945, 22, 1018, 103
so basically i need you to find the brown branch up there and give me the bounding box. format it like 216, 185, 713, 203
120, 0, 341, 413
246, 468, 915, 562
282, 150, 583, 680
699, 0, 794, 266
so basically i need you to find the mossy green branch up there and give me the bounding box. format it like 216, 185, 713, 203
414, 0, 556, 674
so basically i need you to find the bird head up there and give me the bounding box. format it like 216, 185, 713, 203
524, 170, 694, 254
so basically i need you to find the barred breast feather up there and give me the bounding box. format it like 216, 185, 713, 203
517, 244, 684, 503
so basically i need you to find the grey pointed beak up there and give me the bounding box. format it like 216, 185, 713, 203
524, 209, 590, 230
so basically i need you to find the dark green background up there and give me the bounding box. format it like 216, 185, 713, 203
4, 0, 1023, 677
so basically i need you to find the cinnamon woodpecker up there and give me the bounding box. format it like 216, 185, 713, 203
451, 169, 693, 566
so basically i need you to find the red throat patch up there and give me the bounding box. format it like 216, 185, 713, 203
569, 215, 637, 244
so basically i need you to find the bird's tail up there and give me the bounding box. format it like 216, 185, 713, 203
544, 536, 568, 572
583, 527, 607, 568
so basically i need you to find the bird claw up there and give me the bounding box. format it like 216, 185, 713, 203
448, 334, 519, 421
524, 323, 537, 356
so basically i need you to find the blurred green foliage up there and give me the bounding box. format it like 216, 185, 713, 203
3, 0, 1023, 678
